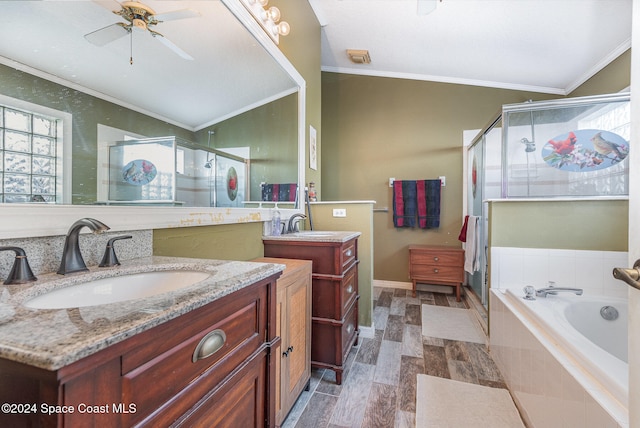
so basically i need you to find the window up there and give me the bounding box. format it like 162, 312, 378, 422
0, 103, 64, 203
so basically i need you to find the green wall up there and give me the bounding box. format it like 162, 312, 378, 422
489, 200, 628, 251
320, 50, 631, 283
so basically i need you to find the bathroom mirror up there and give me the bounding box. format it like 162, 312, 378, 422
0, 0, 306, 238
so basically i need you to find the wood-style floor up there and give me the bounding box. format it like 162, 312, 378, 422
281, 287, 508, 428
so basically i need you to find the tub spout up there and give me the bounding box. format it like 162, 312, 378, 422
535, 287, 583, 298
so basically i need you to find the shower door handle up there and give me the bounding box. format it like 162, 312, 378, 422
612, 259, 640, 291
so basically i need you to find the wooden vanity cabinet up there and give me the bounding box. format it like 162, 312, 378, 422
263, 237, 359, 385
0, 274, 280, 428
253, 258, 312, 427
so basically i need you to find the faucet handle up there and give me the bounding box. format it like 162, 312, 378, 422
0, 246, 37, 285
523, 285, 536, 300
99, 235, 132, 267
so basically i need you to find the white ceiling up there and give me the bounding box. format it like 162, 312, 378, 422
0, 1, 296, 131
308, 0, 632, 95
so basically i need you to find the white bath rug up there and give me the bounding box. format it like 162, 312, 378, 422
421, 305, 485, 344
416, 375, 525, 428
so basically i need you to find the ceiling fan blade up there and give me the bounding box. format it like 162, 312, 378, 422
417, 0, 437, 15
154, 9, 201, 22
150, 32, 194, 60
84, 23, 130, 46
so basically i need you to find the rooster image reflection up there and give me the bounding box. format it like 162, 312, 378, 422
590, 132, 626, 161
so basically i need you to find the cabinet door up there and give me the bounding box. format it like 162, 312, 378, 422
174, 351, 267, 427
285, 277, 310, 400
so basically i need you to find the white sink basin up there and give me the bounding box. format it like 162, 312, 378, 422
24, 270, 211, 309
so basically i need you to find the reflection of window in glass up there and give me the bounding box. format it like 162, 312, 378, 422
1, 105, 61, 203
571, 101, 630, 195
176, 148, 185, 175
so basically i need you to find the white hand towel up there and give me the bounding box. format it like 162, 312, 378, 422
464, 216, 480, 274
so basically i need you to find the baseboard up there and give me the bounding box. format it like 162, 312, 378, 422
373, 279, 455, 295
358, 324, 375, 339
373, 279, 412, 290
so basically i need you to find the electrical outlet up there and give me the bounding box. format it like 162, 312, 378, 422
389, 178, 395, 187
333, 208, 346, 217
439, 176, 446, 187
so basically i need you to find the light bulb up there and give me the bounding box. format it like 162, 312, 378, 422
266, 6, 281, 22
278, 21, 290, 36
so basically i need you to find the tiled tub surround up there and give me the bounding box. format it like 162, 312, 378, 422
490, 247, 629, 297
489, 247, 629, 427
0, 256, 284, 370
490, 290, 627, 427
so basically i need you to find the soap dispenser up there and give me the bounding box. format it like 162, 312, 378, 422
271, 210, 282, 236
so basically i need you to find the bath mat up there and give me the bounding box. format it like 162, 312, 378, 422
421, 305, 485, 344
416, 375, 525, 427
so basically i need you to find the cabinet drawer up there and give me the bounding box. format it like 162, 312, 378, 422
122, 298, 263, 425
410, 251, 463, 267
411, 264, 463, 282
312, 263, 358, 320
340, 301, 358, 355
341, 240, 357, 272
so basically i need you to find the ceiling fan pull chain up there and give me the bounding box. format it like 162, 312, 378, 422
130, 31, 134, 65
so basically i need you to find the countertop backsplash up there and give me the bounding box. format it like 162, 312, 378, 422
0, 230, 152, 278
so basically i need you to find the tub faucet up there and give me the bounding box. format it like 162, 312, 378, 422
535, 287, 583, 298
57, 218, 110, 275
287, 213, 306, 233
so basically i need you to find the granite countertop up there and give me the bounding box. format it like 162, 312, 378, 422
0, 256, 284, 371
262, 230, 361, 243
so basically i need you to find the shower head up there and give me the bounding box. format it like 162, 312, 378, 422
521, 138, 536, 152
204, 160, 213, 169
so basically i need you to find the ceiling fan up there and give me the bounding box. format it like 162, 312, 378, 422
84, 1, 200, 62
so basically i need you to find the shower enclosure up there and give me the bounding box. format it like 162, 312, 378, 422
466, 92, 630, 307
107, 136, 248, 207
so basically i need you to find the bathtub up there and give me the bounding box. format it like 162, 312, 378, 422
490, 289, 628, 427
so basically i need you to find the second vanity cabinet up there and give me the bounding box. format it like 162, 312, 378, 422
254, 257, 312, 427
263, 232, 360, 385
0, 273, 280, 427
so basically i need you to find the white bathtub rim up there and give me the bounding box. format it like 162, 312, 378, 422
492, 289, 628, 427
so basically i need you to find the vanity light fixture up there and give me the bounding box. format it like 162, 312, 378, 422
240, 0, 290, 44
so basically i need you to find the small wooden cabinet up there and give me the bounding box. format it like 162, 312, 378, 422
253, 258, 312, 427
0, 275, 280, 427
409, 245, 465, 301
263, 235, 360, 385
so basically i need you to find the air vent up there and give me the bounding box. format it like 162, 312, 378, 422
346, 49, 371, 64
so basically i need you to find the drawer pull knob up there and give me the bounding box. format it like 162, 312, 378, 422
434, 257, 439, 261
192, 329, 226, 363
347, 284, 354, 294
346, 249, 353, 257
434, 268, 439, 273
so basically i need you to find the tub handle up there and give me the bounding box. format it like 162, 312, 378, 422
613, 259, 640, 291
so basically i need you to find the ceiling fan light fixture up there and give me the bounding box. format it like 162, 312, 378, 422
347, 49, 371, 64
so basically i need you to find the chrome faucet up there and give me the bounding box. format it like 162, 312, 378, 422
57, 218, 110, 275
535, 287, 583, 298
287, 213, 306, 233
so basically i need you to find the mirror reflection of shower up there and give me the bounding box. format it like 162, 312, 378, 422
520, 110, 538, 196
206, 131, 216, 206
